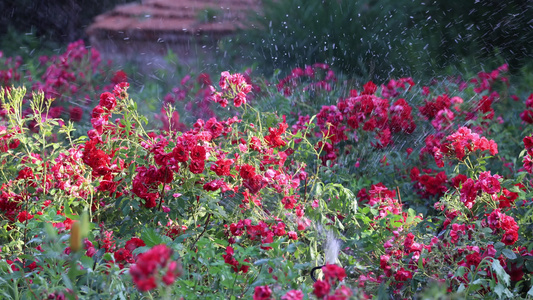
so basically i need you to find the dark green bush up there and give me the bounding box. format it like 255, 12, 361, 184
0, 0, 137, 57
238, 0, 533, 80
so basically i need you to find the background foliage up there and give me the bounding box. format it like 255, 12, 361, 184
238, 0, 533, 80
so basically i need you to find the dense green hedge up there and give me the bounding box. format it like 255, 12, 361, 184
238, 0, 533, 80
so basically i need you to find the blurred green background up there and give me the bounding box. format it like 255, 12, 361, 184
1, 0, 532, 79
0, 0, 135, 57
237, 0, 533, 80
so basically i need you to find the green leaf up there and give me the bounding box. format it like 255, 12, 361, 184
491, 259, 510, 286
103, 253, 114, 261
141, 227, 171, 247
501, 248, 517, 260
80, 256, 94, 269
315, 183, 323, 197
494, 242, 505, 250
456, 266, 466, 277
524, 260, 533, 272
254, 259, 270, 265
141, 228, 163, 247
494, 283, 505, 298
132, 246, 150, 256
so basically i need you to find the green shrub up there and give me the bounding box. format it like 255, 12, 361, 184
237, 0, 533, 80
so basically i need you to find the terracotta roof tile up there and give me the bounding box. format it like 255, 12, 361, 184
86, 0, 261, 66
87, 0, 260, 36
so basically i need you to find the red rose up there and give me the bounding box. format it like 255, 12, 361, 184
253, 285, 273, 300
288, 231, 298, 240
394, 267, 413, 282
322, 264, 347, 284
313, 280, 331, 298
502, 230, 519, 245
362, 81, 377, 95
114, 248, 133, 263
125, 237, 146, 252
99, 92, 117, 111
189, 160, 205, 174
69, 106, 83, 122
239, 164, 256, 179
243, 174, 266, 194
190, 145, 206, 161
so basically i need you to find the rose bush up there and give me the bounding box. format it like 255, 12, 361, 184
1, 45, 533, 299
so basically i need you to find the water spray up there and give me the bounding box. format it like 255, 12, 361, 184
310, 227, 342, 282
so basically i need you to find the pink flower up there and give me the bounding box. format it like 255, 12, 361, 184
476, 171, 501, 194
281, 290, 304, 300
450, 223, 466, 244
288, 231, 298, 240
332, 285, 353, 299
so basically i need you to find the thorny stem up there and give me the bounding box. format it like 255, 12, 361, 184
190, 213, 212, 251
240, 265, 262, 298
396, 186, 402, 207
307, 126, 331, 203
24, 275, 38, 299
228, 271, 239, 298
22, 179, 29, 256
157, 167, 169, 212
303, 176, 309, 202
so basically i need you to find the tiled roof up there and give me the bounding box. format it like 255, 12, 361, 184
87, 0, 261, 40
86, 0, 261, 67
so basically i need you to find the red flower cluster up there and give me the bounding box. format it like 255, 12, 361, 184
380, 77, 415, 99
264, 118, 289, 148
161, 73, 218, 124
520, 94, 533, 123
33, 40, 101, 102
82, 134, 124, 197
522, 135, 533, 173
276, 63, 336, 96
458, 171, 501, 209
322, 264, 347, 284
365, 183, 402, 221
419, 93, 452, 120
470, 64, 509, 94
487, 209, 519, 245
300, 79, 417, 164
253, 285, 273, 300
379, 231, 430, 286
228, 219, 296, 250
430, 126, 498, 167
114, 237, 146, 269
312, 278, 353, 300
132, 165, 173, 208
0, 52, 22, 89
129, 245, 181, 292
410, 167, 449, 198
222, 246, 250, 273
0, 126, 21, 152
